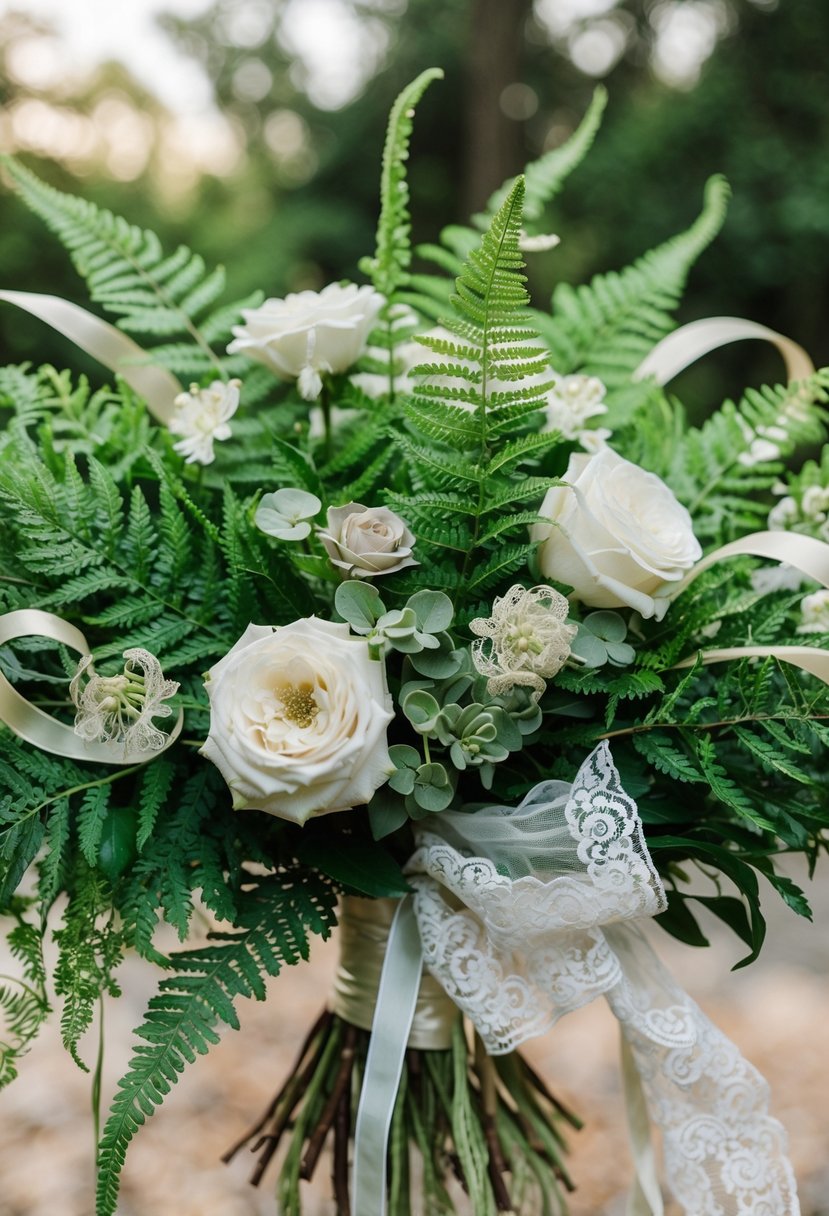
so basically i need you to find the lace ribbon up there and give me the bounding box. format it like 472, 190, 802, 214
0, 608, 183, 763
406, 743, 800, 1216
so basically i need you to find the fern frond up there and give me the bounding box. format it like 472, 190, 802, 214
95, 871, 337, 1216
360, 68, 444, 299
484, 86, 608, 222
2, 158, 246, 377
534, 175, 730, 387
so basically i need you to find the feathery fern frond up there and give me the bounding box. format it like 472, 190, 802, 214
2, 158, 252, 379
360, 67, 444, 299
0, 908, 50, 1090
484, 86, 608, 223
668, 370, 829, 541
95, 870, 337, 1216
533, 175, 730, 388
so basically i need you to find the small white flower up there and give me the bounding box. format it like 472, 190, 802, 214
255, 488, 322, 541
518, 230, 561, 253
749, 563, 805, 595
70, 649, 179, 753
767, 495, 799, 531
801, 485, 829, 522
169, 378, 241, 465
798, 589, 829, 634
227, 282, 384, 401
541, 374, 611, 450
470, 584, 577, 701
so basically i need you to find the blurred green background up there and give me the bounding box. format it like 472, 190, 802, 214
1, 0, 828, 407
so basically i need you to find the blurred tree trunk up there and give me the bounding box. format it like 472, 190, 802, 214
462, 0, 532, 218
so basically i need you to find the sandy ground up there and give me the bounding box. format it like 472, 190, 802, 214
1, 862, 827, 1216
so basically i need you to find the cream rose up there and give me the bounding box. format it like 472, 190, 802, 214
200, 618, 394, 823
532, 448, 702, 619
227, 282, 384, 401
319, 502, 417, 579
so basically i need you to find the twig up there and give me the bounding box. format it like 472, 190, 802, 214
300, 1023, 358, 1181
332, 1072, 351, 1216
221, 1007, 332, 1165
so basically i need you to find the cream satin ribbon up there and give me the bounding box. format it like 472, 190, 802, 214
334, 895, 456, 1050
633, 316, 814, 385
0, 290, 181, 423
669, 530, 829, 685
0, 608, 183, 764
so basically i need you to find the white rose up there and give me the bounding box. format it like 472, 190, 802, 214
200, 618, 394, 823
319, 502, 418, 579
227, 282, 385, 401
531, 447, 702, 619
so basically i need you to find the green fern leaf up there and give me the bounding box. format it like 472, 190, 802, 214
360, 67, 444, 298
484, 86, 608, 221
95, 871, 336, 1216
534, 175, 730, 386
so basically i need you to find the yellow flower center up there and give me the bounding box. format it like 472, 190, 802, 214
276, 681, 319, 729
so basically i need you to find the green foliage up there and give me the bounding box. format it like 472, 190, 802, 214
95, 870, 337, 1216
391, 178, 559, 605
0, 906, 51, 1089
484, 85, 608, 223
361, 67, 444, 299
2, 157, 259, 380
532, 175, 731, 389
664, 371, 829, 541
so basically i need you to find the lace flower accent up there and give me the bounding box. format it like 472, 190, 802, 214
70, 649, 179, 753
470, 584, 577, 701
169, 378, 241, 465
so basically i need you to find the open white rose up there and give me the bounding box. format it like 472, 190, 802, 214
200, 618, 394, 823
532, 448, 702, 620
227, 282, 384, 401
319, 502, 417, 579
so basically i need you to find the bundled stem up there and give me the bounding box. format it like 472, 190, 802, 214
223, 1009, 578, 1216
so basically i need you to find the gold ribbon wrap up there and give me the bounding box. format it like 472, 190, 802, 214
333, 896, 457, 1050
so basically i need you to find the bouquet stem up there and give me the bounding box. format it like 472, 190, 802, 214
224, 1009, 580, 1215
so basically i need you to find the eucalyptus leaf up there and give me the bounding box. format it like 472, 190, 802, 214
583, 610, 627, 643
407, 589, 454, 634
335, 580, 384, 630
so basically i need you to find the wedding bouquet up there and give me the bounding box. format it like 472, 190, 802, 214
1, 69, 827, 1216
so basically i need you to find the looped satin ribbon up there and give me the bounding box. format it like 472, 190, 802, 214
0, 608, 183, 764
633, 315, 814, 385
0, 289, 182, 423
668, 529, 829, 685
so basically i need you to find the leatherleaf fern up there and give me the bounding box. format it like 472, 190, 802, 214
386, 177, 562, 613
1, 157, 264, 383
95, 870, 337, 1216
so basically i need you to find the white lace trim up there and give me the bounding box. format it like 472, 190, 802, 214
407, 742, 800, 1216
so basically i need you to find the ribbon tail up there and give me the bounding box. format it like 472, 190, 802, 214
0, 289, 181, 423
621, 1032, 665, 1216
605, 924, 800, 1216
351, 895, 423, 1216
